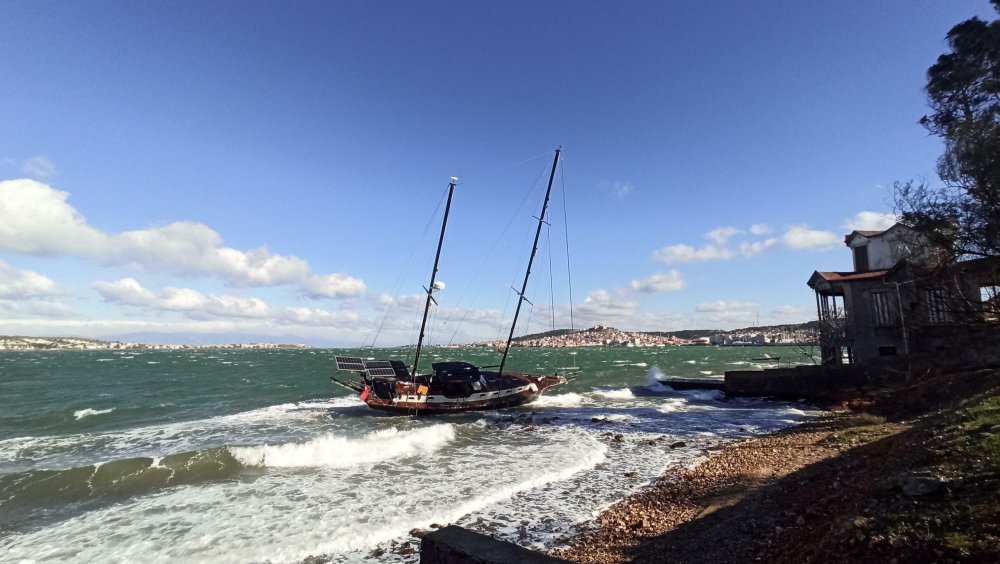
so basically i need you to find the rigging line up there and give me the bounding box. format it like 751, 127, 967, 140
560, 158, 575, 331
438, 158, 553, 334
457, 150, 552, 186
367, 184, 450, 349
546, 224, 556, 332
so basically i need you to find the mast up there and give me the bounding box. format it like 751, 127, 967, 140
411, 178, 458, 378
498, 148, 561, 375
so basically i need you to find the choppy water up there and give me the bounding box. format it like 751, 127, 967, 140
0, 346, 815, 563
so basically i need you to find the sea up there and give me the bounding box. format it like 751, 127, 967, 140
0, 345, 817, 563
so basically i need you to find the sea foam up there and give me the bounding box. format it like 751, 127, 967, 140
229, 424, 455, 468
73, 408, 115, 420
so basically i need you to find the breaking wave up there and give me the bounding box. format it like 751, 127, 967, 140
229, 424, 456, 468
73, 408, 114, 420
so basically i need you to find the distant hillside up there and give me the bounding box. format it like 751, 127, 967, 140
510, 321, 817, 343
512, 329, 580, 342
101, 331, 320, 347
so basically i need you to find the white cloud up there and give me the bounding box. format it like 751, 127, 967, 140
772, 305, 807, 317
705, 226, 739, 246
630, 270, 685, 293
91, 278, 156, 306
694, 300, 758, 313
652, 243, 733, 264
20, 156, 57, 180
300, 273, 368, 299
94, 278, 359, 327
750, 223, 772, 235
842, 211, 897, 232
738, 238, 779, 257
607, 181, 633, 200
0, 260, 73, 318
0, 179, 366, 298
781, 224, 840, 250
0, 260, 63, 299
574, 289, 638, 320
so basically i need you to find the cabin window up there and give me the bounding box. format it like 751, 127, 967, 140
871, 290, 898, 327
853, 245, 870, 272
925, 289, 953, 324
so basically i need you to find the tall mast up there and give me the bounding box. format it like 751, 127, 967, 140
411, 178, 458, 378
498, 148, 561, 375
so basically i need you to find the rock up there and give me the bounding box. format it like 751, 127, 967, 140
429, 522, 442, 529
624, 471, 639, 478
629, 519, 648, 530
409, 528, 426, 538
591, 416, 607, 423
902, 474, 945, 497
670, 441, 686, 449
613, 434, 625, 442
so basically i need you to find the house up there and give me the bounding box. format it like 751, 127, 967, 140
807, 224, 995, 365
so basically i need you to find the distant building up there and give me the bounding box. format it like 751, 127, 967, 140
807, 223, 998, 365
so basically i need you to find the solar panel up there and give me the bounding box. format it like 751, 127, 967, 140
363, 360, 398, 377
336, 356, 365, 371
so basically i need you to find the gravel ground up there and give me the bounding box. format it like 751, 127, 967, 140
552, 414, 912, 564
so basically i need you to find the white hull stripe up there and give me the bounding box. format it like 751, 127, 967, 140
392, 383, 538, 405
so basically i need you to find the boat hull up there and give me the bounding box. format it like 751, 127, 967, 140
357, 373, 566, 415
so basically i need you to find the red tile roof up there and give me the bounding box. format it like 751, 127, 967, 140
813, 270, 890, 282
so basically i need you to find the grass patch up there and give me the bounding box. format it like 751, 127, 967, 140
862, 391, 1000, 561
820, 413, 889, 447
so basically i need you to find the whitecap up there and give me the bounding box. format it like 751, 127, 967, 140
532, 392, 586, 408
73, 408, 115, 420
229, 424, 455, 468
591, 388, 635, 400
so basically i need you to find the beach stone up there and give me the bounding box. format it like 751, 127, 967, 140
902, 474, 945, 497
624, 471, 639, 478
670, 441, 687, 449
613, 434, 625, 442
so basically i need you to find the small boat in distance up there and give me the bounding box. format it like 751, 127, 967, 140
751, 353, 781, 362
331, 149, 573, 414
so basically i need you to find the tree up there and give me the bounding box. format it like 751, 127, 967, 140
895, 1, 1000, 261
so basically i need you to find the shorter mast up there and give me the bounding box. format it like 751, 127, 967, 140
411, 178, 458, 378
498, 148, 561, 375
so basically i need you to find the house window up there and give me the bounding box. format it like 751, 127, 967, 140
871, 290, 898, 327
925, 289, 953, 324
853, 245, 870, 272
982, 286, 999, 321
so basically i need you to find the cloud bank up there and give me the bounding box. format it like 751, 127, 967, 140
0, 179, 366, 298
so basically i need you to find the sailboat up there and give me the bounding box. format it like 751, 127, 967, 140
331, 148, 573, 414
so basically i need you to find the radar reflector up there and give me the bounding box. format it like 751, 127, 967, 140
335, 356, 365, 372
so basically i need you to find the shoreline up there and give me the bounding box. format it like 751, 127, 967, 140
549, 412, 899, 563
549, 365, 1000, 563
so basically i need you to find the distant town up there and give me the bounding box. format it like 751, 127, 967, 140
0, 336, 309, 351
0, 322, 817, 351
467, 322, 819, 348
